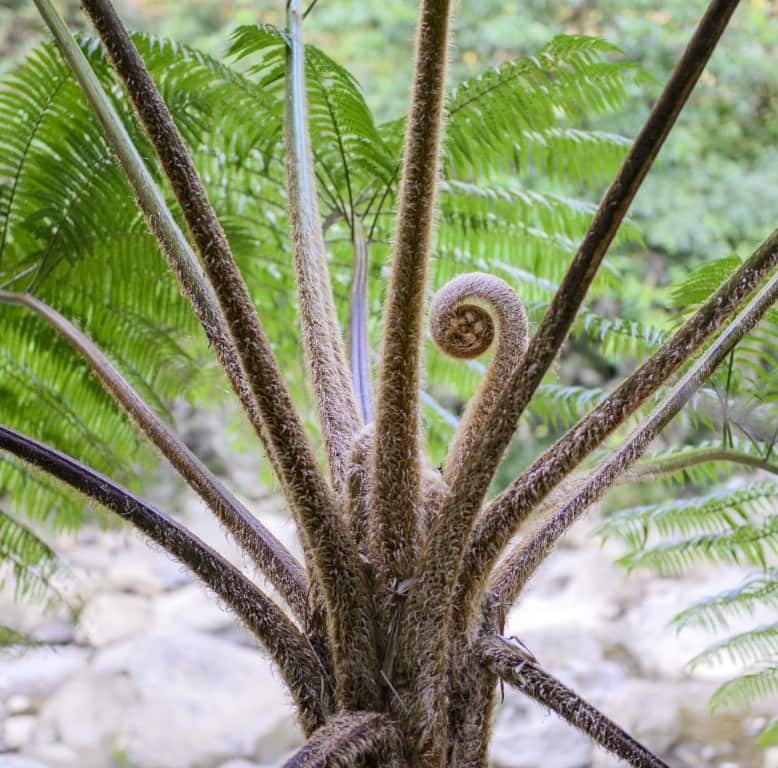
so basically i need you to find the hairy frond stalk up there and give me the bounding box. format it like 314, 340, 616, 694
71, 0, 380, 709
371, 0, 452, 590
459, 226, 778, 629
282, 711, 404, 768
439, 0, 740, 534
0, 290, 309, 621
0, 424, 328, 731
285, 0, 362, 495
480, 636, 670, 768
491, 250, 778, 609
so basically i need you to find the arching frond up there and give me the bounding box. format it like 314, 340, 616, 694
599, 482, 778, 551
688, 624, 778, 670
710, 666, 778, 712
616, 512, 778, 574
0, 506, 61, 603
673, 568, 778, 632
0, 624, 38, 650
759, 717, 778, 747
444, 35, 636, 180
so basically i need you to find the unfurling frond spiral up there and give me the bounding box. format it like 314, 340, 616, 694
430, 272, 528, 482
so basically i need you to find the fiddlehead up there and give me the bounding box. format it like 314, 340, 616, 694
430, 272, 528, 484
394, 273, 526, 760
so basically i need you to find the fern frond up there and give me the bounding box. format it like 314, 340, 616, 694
624, 440, 778, 487
527, 383, 608, 429
0, 456, 87, 530
759, 717, 778, 747
599, 482, 778, 550
688, 624, 778, 670
0, 506, 60, 603
710, 666, 778, 712
0, 624, 38, 650
444, 35, 636, 179
617, 513, 778, 575
673, 569, 778, 632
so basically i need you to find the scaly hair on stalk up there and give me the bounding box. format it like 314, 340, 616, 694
371, 0, 452, 593
457, 226, 778, 635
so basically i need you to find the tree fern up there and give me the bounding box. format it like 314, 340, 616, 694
443, 35, 637, 180
0, 0, 772, 763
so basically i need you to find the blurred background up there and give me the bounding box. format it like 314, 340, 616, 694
0, 1, 777, 767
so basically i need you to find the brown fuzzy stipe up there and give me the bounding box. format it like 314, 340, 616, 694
285, 0, 362, 497
456, 227, 778, 633
282, 711, 404, 768
82, 0, 379, 710
491, 257, 778, 608
0, 424, 329, 733
447, 667, 497, 768
371, 0, 452, 596
0, 290, 310, 623
480, 636, 670, 768
429, 273, 528, 483
419, 465, 449, 536
346, 423, 375, 556
436, 0, 741, 572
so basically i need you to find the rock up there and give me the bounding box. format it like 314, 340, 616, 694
606, 565, 773, 681
30, 670, 136, 763
153, 583, 236, 633
106, 545, 190, 595
20, 742, 79, 767
764, 747, 778, 768
30, 621, 74, 646
218, 761, 263, 768
0, 756, 51, 768
593, 678, 682, 754
509, 546, 625, 639
0, 646, 89, 701
33, 629, 302, 768
3, 715, 37, 750
6, 695, 32, 715
490, 686, 592, 768
75, 593, 152, 647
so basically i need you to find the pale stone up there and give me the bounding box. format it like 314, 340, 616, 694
490, 686, 592, 768
33, 671, 137, 752
764, 747, 778, 768
107, 546, 189, 595
3, 715, 37, 750
592, 678, 681, 754
0, 756, 51, 768
153, 582, 235, 633
75, 593, 151, 647
21, 742, 79, 767
0, 646, 88, 700
218, 761, 263, 768
38, 629, 304, 768
6, 695, 32, 715
30, 620, 74, 646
